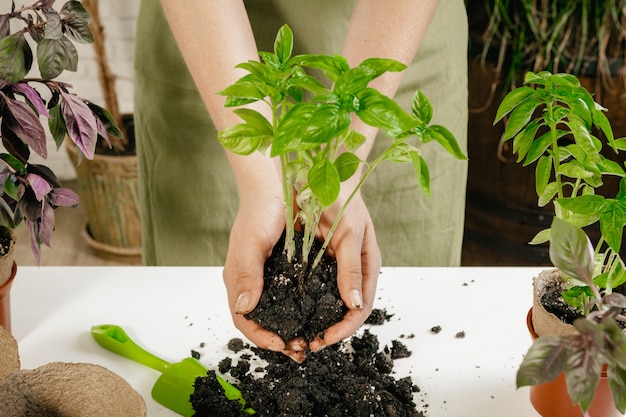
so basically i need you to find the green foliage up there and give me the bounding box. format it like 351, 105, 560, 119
495, 71, 626, 305
497, 72, 626, 413
218, 24, 466, 269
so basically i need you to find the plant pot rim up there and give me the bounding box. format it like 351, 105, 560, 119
82, 225, 141, 258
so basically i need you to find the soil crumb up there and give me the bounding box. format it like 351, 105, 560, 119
365, 308, 395, 325
191, 329, 425, 417
455, 331, 466, 339
430, 326, 442, 334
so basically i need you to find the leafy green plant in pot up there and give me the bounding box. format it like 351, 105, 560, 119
0, 0, 121, 331
217, 24, 466, 345
495, 70, 626, 415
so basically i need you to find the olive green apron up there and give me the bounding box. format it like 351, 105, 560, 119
134, 0, 468, 266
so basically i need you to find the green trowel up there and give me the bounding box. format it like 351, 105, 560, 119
90, 324, 255, 416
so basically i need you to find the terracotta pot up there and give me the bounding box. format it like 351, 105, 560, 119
526, 308, 621, 417
0, 262, 17, 334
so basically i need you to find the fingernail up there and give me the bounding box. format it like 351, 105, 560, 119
235, 292, 250, 314
350, 289, 363, 309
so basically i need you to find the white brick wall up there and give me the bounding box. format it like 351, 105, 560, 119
36, 0, 141, 180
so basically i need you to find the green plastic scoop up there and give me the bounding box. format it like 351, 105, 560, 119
90, 324, 254, 416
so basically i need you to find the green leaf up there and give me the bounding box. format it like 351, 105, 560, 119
37, 36, 78, 79
608, 365, 626, 414
233, 108, 273, 134
411, 90, 433, 124
218, 124, 267, 155
517, 335, 569, 387
549, 217, 594, 285
523, 132, 552, 166
594, 108, 616, 150
61, 0, 91, 22
290, 54, 349, 82
614, 138, 626, 151
87, 103, 123, 139
342, 129, 366, 152
334, 152, 360, 182
355, 88, 419, 136
606, 260, 626, 290
535, 155, 552, 197
423, 125, 466, 160
538, 182, 558, 207
62, 14, 94, 44
561, 286, 593, 311
334, 66, 377, 98
598, 201, 626, 252
559, 161, 594, 179
236, 60, 276, 86
557, 195, 606, 218
413, 152, 430, 196
272, 103, 350, 156
358, 57, 406, 79
218, 78, 267, 106
529, 228, 551, 245
43, 11, 63, 40
494, 86, 536, 124
567, 114, 601, 156
48, 103, 67, 148
0, 33, 32, 83
308, 159, 340, 207
513, 119, 541, 162
274, 24, 293, 64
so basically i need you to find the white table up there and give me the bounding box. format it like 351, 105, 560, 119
10, 266, 546, 416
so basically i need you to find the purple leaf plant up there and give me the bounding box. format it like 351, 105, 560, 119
0, 0, 121, 263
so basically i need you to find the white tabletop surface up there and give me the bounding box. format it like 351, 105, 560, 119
10, 266, 548, 416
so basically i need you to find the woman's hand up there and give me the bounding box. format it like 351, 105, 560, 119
309, 190, 381, 352
222, 161, 308, 363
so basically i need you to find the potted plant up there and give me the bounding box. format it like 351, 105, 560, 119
495, 70, 626, 415
463, 0, 626, 265
217, 24, 466, 346
65, 0, 141, 260
0, 0, 121, 332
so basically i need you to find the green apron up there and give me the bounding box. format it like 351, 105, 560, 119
134, 0, 468, 266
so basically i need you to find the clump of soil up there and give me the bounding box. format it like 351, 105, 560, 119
245, 231, 346, 342
204, 231, 423, 416
191, 328, 424, 417
365, 308, 394, 325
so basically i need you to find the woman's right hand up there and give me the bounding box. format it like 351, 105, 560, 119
222, 167, 308, 363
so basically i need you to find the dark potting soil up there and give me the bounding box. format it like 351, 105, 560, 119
541, 291, 583, 325
191, 324, 424, 417
244, 231, 346, 342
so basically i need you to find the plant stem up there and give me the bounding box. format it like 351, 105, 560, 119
310, 149, 389, 271
280, 153, 295, 263
546, 101, 566, 218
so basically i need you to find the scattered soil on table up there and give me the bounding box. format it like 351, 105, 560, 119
245, 231, 346, 342
191, 310, 425, 417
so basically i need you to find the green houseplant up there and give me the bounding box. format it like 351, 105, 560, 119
0, 0, 120, 331
217, 24, 466, 343
463, 0, 626, 266
495, 71, 626, 415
